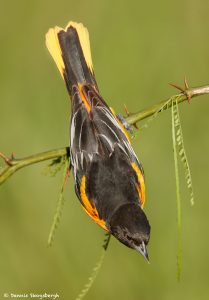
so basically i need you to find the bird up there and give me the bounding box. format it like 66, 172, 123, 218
46, 21, 151, 261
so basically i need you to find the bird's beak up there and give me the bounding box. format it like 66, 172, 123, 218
135, 241, 149, 263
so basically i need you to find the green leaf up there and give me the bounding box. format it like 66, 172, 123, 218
171, 99, 182, 281
42, 156, 67, 177
174, 101, 194, 206
140, 98, 172, 130
75, 233, 111, 300
47, 155, 69, 247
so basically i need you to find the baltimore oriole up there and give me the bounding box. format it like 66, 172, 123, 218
46, 21, 150, 260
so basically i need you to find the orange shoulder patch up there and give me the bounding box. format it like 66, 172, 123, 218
131, 162, 145, 208
79, 85, 91, 112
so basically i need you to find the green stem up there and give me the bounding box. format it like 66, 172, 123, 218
0, 148, 68, 185
125, 85, 209, 124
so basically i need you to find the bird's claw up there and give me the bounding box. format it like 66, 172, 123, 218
123, 104, 139, 130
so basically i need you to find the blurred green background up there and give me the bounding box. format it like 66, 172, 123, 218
1, 1, 209, 299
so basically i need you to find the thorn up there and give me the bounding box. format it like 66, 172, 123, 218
124, 104, 130, 116
11, 152, 16, 160
184, 76, 189, 90
0, 152, 13, 166
133, 123, 139, 130
169, 77, 191, 104
184, 76, 191, 104
169, 83, 185, 93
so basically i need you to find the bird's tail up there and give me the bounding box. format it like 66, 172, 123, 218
46, 21, 97, 95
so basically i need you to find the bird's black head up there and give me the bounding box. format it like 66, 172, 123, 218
109, 203, 151, 261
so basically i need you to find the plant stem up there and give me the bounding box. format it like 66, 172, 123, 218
0, 148, 68, 185
125, 85, 209, 124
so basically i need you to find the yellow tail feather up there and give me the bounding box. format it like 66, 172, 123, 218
45, 21, 93, 79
